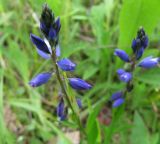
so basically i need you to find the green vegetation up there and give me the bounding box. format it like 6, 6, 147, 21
1, 0, 160, 143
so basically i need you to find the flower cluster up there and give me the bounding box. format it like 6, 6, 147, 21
111, 28, 160, 107
29, 4, 92, 120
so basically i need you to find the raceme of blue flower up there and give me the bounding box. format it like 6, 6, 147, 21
111, 27, 160, 108
29, 4, 92, 121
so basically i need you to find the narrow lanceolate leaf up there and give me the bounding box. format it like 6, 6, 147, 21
57, 58, 76, 71
29, 72, 52, 87
68, 78, 92, 90
30, 33, 51, 54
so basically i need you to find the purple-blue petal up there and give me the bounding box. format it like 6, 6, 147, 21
138, 56, 159, 68
57, 100, 64, 118
56, 44, 61, 57
111, 91, 123, 101
57, 58, 76, 71
29, 72, 52, 87
36, 49, 51, 59
118, 72, 132, 83
112, 98, 124, 107
76, 99, 82, 108
54, 17, 61, 33
49, 27, 57, 40
68, 78, 92, 90
114, 49, 130, 62
30, 34, 50, 54
136, 47, 144, 60
117, 69, 125, 75
40, 22, 49, 35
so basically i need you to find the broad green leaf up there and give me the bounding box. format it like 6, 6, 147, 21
130, 111, 150, 144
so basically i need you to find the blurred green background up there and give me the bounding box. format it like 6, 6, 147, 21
1, 0, 160, 143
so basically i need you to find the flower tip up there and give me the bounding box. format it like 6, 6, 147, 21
112, 98, 124, 108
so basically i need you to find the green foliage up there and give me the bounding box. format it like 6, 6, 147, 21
1, 0, 160, 143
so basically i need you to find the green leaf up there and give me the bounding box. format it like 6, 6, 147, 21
119, 0, 160, 50
130, 111, 150, 144
136, 68, 160, 87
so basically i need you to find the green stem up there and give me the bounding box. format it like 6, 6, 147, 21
51, 52, 86, 136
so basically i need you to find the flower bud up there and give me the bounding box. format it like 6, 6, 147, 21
112, 98, 124, 107
114, 49, 130, 62
29, 72, 52, 87
57, 58, 76, 71
111, 91, 123, 101
138, 56, 159, 68
76, 99, 82, 108
117, 69, 132, 83
68, 78, 92, 90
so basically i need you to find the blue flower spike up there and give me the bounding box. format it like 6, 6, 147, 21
138, 56, 159, 68
69, 78, 92, 90
117, 69, 132, 83
114, 49, 130, 62
57, 58, 76, 71
112, 98, 124, 108
29, 72, 52, 87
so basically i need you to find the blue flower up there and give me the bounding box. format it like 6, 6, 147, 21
111, 91, 123, 101
114, 49, 130, 62
138, 56, 159, 68
30, 34, 51, 54
54, 17, 61, 33
57, 58, 76, 71
117, 69, 125, 75
112, 98, 124, 107
40, 22, 49, 36
136, 47, 144, 60
49, 27, 57, 40
30, 34, 52, 59
29, 72, 52, 87
57, 99, 66, 120
56, 44, 61, 57
117, 69, 132, 83
76, 99, 82, 108
68, 78, 92, 90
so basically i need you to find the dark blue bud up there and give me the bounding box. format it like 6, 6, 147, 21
138, 56, 159, 68
40, 22, 49, 36
57, 99, 66, 120
76, 99, 82, 108
49, 27, 57, 40
111, 91, 123, 101
68, 78, 92, 90
29, 72, 52, 87
142, 35, 148, 49
56, 44, 61, 57
114, 49, 130, 62
54, 17, 61, 33
136, 47, 144, 60
30, 34, 51, 54
112, 98, 124, 107
117, 69, 132, 83
57, 99, 64, 117
57, 58, 76, 71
